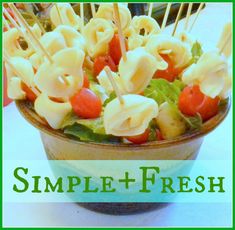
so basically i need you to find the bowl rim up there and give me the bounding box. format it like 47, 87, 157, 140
15, 97, 231, 149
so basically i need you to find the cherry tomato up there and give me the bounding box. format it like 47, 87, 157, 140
156, 129, 164, 141
126, 129, 150, 144
154, 54, 183, 82
178, 85, 220, 121
21, 82, 37, 102
3, 65, 12, 107
93, 55, 117, 76
108, 34, 128, 65
82, 73, 90, 88
70, 88, 102, 119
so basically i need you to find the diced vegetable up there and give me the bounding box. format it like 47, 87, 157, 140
21, 82, 37, 102
82, 73, 90, 88
70, 88, 102, 119
156, 102, 186, 140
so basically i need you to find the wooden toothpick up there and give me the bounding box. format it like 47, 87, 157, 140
55, 3, 63, 25
148, 3, 153, 17
80, 3, 84, 31
219, 31, 232, 55
90, 3, 96, 18
113, 3, 127, 62
184, 3, 193, 31
3, 17, 11, 30
172, 3, 185, 36
24, 3, 46, 34
189, 3, 205, 32
161, 3, 172, 31
104, 66, 124, 105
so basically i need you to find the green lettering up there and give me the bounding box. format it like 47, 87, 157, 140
195, 176, 205, 193
83, 177, 98, 193
100, 176, 115, 192
13, 167, 29, 193
31, 176, 42, 193
161, 177, 175, 193
44, 177, 64, 193
178, 176, 193, 193
208, 177, 225, 192
67, 176, 81, 192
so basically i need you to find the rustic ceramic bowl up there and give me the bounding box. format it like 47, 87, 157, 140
15, 99, 230, 215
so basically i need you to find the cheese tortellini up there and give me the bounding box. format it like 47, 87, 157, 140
35, 47, 85, 99
5, 57, 35, 99
83, 18, 114, 58
182, 50, 231, 99
35, 93, 72, 129
146, 35, 192, 70
55, 25, 86, 51
126, 16, 161, 50
119, 47, 158, 94
104, 94, 158, 136
95, 3, 131, 31
50, 3, 81, 30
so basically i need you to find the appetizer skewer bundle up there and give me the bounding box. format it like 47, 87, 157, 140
3, 3, 232, 144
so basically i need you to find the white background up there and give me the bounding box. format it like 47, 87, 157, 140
3, 3, 232, 227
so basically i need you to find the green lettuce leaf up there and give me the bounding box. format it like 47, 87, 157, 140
64, 124, 121, 143
144, 79, 202, 131
103, 92, 117, 107
61, 113, 106, 134
190, 41, 203, 64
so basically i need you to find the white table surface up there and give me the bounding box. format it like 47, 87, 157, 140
3, 3, 232, 227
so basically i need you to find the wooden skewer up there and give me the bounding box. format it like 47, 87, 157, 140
219, 31, 232, 55
90, 3, 96, 17
104, 66, 124, 105
189, 3, 205, 32
148, 3, 153, 17
113, 3, 127, 62
23, 3, 46, 34
184, 3, 193, 31
172, 3, 185, 36
55, 3, 63, 25
161, 3, 172, 31
9, 4, 69, 86
80, 3, 84, 31
9, 3, 53, 64
3, 17, 11, 30
4, 52, 40, 96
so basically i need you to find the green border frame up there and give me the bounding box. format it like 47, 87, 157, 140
1, 0, 234, 229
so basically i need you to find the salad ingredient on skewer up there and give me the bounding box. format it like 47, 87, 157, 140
3, 3, 232, 144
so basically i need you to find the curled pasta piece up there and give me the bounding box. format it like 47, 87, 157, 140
95, 3, 131, 30
104, 94, 158, 136
4, 28, 33, 58
97, 69, 125, 95
146, 35, 192, 70
5, 57, 35, 99
29, 31, 67, 69
83, 18, 114, 58
217, 22, 232, 58
182, 50, 230, 98
119, 47, 157, 94
50, 3, 81, 30
124, 27, 143, 50
55, 25, 86, 51
35, 47, 85, 99
34, 93, 72, 129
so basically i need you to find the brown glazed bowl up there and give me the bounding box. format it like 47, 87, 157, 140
15, 99, 230, 215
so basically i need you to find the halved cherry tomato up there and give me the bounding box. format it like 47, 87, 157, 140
178, 85, 220, 121
82, 73, 90, 88
21, 82, 37, 102
70, 88, 102, 119
156, 129, 164, 141
126, 128, 150, 144
93, 55, 117, 76
154, 54, 183, 82
108, 34, 128, 65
